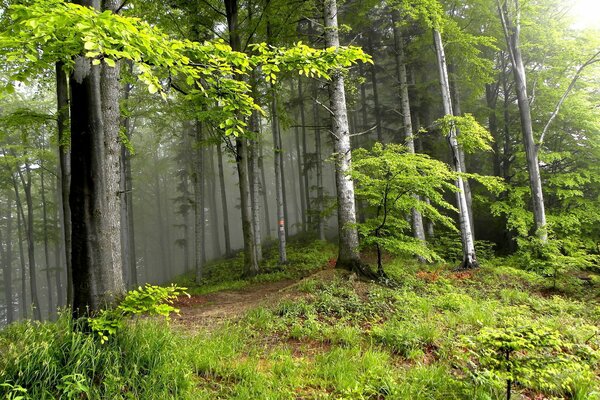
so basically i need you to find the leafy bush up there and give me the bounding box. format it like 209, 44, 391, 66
89, 284, 187, 343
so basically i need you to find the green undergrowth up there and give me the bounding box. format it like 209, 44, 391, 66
2, 251, 599, 399
172, 239, 337, 295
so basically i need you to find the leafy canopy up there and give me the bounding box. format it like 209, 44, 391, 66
0, 0, 371, 135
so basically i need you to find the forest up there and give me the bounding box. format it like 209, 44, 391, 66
0, 0, 599, 398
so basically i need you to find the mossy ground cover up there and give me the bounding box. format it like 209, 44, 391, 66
1, 243, 599, 399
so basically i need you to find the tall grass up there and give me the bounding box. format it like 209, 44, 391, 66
0, 313, 193, 399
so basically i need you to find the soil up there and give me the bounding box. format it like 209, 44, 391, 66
171, 269, 339, 332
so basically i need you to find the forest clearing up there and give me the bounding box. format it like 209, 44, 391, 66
1, 0, 599, 398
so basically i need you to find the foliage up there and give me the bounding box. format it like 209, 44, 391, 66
0, 314, 193, 399
89, 284, 187, 343
465, 320, 596, 398
352, 143, 458, 264
1, 254, 599, 399
0, 0, 371, 137
436, 113, 495, 153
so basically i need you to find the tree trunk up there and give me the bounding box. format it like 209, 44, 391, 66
1, 195, 15, 324
312, 83, 326, 240
225, 0, 259, 275
53, 180, 65, 309
392, 12, 427, 255
271, 85, 288, 263
69, 0, 125, 314
236, 137, 260, 275
207, 146, 222, 256
249, 110, 263, 262
448, 63, 475, 237
56, 62, 73, 307
433, 28, 478, 269
298, 80, 311, 230
16, 203, 28, 318
487, 82, 502, 177
258, 137, 271, 238
367, 32, 383, 143
216, 142, 232, 256
192, 122, 205, 282
293, 83, 306, 231
324, 0, 363, 271
13, 163, 42, 320
498, 0, 547, 242
120, 61, 137, 288
40, 158, 55, 317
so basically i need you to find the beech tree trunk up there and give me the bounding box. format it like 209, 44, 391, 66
12, 163, 41, 320
367, 32, 383, 143
40, 159, 54, 316
207, 147, 222, 255
225, 0, 259, 275
69, 0, 125, 314
433, 28, 478, 269
448, 63, 475, 237
1, 195, 14, 323
56, 62, 73, 306
216, 142, 232, 256
271, 85, 288, 263
193, 121, 205, 283
324, 0, 362, 271
120, 62, 137, 288
312, 83, 326, 240
249, 110, 263, 262
498, 0, 547, 242
392, 12, 427, 254
298, 80, 311, 229
293, 82, 307, 231
258, 141, 271, 238
16, 206, 28, 318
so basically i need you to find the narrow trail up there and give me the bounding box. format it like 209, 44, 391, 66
171, 271, 336, 332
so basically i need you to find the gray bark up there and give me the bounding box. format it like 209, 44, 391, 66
290, 81, 307, 232
119, 61, 137, 288
193, 121, 205, 283
69, 0, 125, 313
271, 86, 288, 263
367, 33, 383, 143
448, 63, 475, 237
216, 142, 232, 256
249, 110, 263, 262
298, 80, 311, 230
40, 158, 54, 316
433, 28, 478, 269
324, 0, 362, 270
498, 0, 547, 242
258, 138, 271, 238
56, 62, 72, 306
392, 13, 427, 252
225, 0, 259, 275
16, 203, 28, 318
12, 162, 41, 320
1, 195, 14, 323
312, 83, 326, 240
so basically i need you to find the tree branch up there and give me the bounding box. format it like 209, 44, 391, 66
538, 49, 600, 148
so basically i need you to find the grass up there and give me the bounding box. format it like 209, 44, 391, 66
172, 238, 337, 295
1, 242, 599, 399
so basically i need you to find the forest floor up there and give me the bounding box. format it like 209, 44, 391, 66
2, 240, 599, 399
172, 277, 301, 331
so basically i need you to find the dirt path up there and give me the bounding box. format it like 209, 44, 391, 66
171, 278, 304, 332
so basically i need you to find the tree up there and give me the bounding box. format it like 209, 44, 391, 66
323, 0, 364, 273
